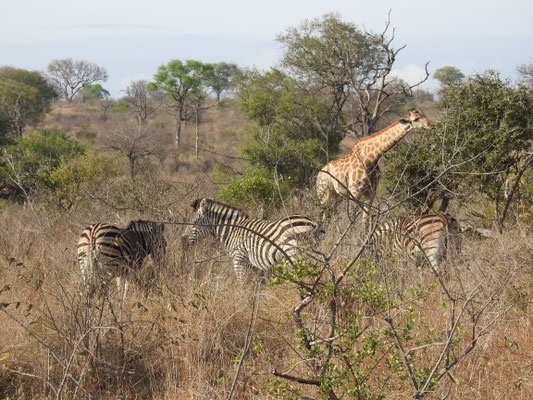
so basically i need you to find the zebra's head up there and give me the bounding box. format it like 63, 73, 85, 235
182, 198, 213, 246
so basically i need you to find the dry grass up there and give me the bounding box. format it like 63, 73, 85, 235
1, 102, 532, 399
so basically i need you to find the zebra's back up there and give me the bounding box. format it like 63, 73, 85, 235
372, 212, 462, 270
227, 215, 319, 275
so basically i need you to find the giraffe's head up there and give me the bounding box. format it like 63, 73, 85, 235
400, 109, 434, 130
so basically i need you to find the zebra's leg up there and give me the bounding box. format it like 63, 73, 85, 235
231, 251, 249, 286
115, 276, 129, 302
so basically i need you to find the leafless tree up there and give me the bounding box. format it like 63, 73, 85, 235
106, 122, 161, 180
517, 62, 533, 88
45, 58, 108, 102
122, 80, 161, 126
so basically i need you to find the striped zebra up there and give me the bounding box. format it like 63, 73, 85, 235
77, 220, 166, 297
369, 212, 464, 271
182, 198, 324, 284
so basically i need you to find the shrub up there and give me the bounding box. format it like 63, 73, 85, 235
47, 150, 122, 210
218, 165, 291, 208
0, 130, 85, 200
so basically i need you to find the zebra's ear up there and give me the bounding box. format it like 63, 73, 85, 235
190, 199, 200, 210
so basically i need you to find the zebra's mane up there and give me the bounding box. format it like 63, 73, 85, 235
191, 198, 249, 218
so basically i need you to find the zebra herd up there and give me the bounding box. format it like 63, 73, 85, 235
77, 197, 466, 298
77, 110, 469, 298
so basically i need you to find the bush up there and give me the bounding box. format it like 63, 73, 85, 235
381, 71, 533, 214
218, 165, 291, 208
47, 150, 121, 210
0, 130, 85, 200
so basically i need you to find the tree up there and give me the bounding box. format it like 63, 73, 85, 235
433, 65, 465, 86
517, 62, 533, 88
46, 58, 108, 102
78, 83, 110, 103
0, 67, 57, 137
381, 71, 532, 224
205, 62, 241, 101
147, 59, 214, 147
0, 130, 85, 202
0, 109, 12, 146
277, 13, 429, 138
225, 68, 342, 207
122, 80, 160, 125
106, 122, 161, 180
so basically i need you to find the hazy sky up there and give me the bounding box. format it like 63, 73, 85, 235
2, 0, 532, 98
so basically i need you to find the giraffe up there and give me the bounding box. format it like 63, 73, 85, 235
316, 108, 434, 225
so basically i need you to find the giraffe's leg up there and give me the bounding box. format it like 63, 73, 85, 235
317, 173, 338, 222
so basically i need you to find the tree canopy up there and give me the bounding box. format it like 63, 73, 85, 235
381, 70, 532, 217
46, 58, 108, 102
205, 62, 241, 102
433, 66, 465, 86
0, 66, 57, 139
148, 59, 214, 146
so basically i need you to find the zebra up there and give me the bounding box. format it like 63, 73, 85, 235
368, 212, 464, 271
182, 198, 324, 284
77, 220, 166, 298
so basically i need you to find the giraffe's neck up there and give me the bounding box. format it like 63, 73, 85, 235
352, 121, 412, 164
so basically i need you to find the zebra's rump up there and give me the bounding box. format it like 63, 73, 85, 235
372, 212, 462, 270
77, 223, 127, 265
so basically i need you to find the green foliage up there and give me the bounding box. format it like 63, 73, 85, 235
0, 130, 85, 200
78, 83, 110, 102
148, 59, 214, 101
433, 66, 464, 86
204, 62, 241, 101
382, 71, 533, 212
0, 67, 57, 136
47, 150, 121, 210
109, 102, 133, 113
0, 109, 14, 146
218, 165, 291, 208
278, 13, 385, 91
225, 68, 342, 206
277, 13, 414, 137
266, 256, 467, 399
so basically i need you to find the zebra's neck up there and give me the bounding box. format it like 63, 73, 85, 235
207, 206, 248, 243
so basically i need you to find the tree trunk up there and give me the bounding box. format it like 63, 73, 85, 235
129, 155, 135, 180
195, 110, 199, 159
175, 119, 182, 147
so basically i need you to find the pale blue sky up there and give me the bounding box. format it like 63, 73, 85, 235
1, 0, 532, 97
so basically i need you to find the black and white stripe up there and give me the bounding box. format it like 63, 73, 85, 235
77, 220, 166, 296
369, 212, 463, 270
182, 198, 323, 283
